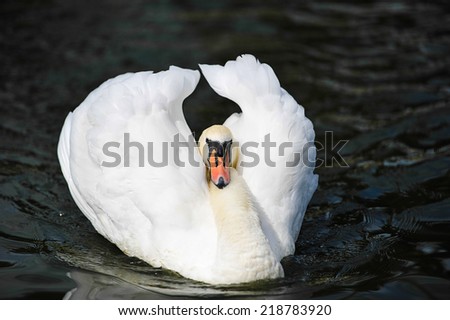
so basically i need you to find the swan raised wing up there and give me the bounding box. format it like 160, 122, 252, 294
57, 67, 218, 279
200, 55, 318, 259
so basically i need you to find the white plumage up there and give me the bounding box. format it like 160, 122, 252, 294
58, 54, 318, 284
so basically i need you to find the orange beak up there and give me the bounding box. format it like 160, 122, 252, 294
209, 150, 230, 189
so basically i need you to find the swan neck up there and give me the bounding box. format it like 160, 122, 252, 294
208, 170, 283, 282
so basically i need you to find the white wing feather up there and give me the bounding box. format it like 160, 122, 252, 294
58, 67, 217, 278
200, 55, 318, 259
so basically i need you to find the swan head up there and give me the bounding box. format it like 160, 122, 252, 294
198, 125, 234, 189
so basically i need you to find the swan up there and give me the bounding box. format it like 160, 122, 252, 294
57, 54, 318, 284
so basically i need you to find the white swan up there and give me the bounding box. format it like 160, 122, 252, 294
57, 54, 318, 284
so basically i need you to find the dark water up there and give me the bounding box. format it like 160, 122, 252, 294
1, 0, 449, 299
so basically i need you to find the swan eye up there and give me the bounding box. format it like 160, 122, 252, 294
223, 140, 232, 150
207, 140, 223, 157
206, 139, 232, 158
